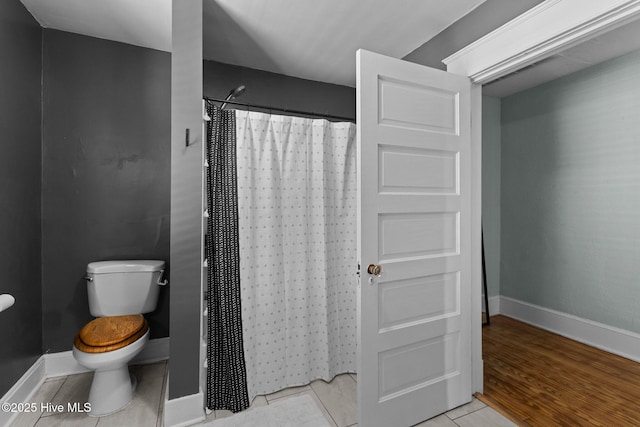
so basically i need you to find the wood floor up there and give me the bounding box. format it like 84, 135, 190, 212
481, 315, 640, 427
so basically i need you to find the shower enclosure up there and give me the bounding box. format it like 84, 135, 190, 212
201, 90, 358, 412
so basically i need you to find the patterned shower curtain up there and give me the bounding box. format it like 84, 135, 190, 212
234, 111, 358, 403
205, 104, 250, 412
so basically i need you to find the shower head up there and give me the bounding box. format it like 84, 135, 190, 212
229, 85, 246, 99
221, 85, 246, 109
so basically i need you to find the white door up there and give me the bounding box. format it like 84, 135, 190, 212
356, 49, 474, 427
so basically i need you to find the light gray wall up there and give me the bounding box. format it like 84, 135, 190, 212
0, 0, 42, 397
501, 48, 640, 333
482, 96, 501, 297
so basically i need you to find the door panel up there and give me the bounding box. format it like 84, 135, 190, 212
357, 49, 472, 427
378, 145, 459, 194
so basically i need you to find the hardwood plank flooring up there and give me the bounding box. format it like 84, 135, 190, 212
482, 315, 640, 427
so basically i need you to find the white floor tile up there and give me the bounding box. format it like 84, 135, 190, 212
33, 412, 98, 427
213, 393, 268, 418
454, 407, 518, 427
11, 378, 67, 427
156, 362, 169, 427
413, 414, 458, 427
249, 395, 268, 409
310, 375, 357, 427
96, 362, 166, 427
213, 409, 233, 420
48, 372, 93, 417
269, 390, 337, 427
10, 361, 170, 427
445, 397, 486, 420
12, 363, 521, 427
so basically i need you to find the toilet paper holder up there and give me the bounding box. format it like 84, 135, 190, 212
0, 294, 15, 313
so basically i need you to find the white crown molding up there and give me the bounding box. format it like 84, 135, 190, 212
444, 0, 640, 83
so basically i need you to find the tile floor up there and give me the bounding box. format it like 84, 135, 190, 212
10, 362, 168, 427
10, 362, 516, 427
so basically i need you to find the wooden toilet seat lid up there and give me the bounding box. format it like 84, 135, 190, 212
74, 314, 148, 353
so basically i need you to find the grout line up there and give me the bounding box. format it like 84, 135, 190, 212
24, 364, 172, 427
263, 388, 338, 427
48, 375, 70, 402
448, 409, 482, 425
309, 386, 339, 427
309, 382, 344, 427
446, 406, 484, 421
37, 378, 64, 419
39, 376, 70, 419
156, 361, 169, 427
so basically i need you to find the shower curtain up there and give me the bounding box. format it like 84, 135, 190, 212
235, 111, 358, 402
205, 105, 250, 412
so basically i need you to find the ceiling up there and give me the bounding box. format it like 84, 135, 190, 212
201, 0, 486, 87
19, 0, 640, 96
20, 0, 171, 53
20, 0, 487, 88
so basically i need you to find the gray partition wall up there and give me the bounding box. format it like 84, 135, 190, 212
170, 0, 204, 400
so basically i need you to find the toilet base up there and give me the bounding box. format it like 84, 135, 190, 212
72, 329, 149, 417
87, 367, 136, 416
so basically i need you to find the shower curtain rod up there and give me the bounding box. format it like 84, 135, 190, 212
204, 97, 355, 123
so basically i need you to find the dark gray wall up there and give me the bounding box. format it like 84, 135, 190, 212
41, 30, 171, 352
403, 0, 544, 70
203, 60, 355, 121
0, 0, 43, 397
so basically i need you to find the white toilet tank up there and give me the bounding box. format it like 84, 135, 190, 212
85, 260, 166, 317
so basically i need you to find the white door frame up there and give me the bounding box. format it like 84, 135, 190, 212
444, 0, 640, 84
469, 85, 482, 394
442, 0, 640, 395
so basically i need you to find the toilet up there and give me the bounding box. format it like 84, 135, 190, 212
72, 260, 167, 416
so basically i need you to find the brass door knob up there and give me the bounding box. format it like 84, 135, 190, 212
367, 264, 382, 277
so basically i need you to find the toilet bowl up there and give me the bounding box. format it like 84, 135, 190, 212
72, 261, 166, 417
72, 319, 150, 416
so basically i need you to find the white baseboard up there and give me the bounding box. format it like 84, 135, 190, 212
0, 337, 170, 427
44, 337, 170, 378
164, 377, 205, 427
487, 295, 500, 317
498, 296, 640, 363
0, 356, 47, 427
